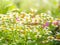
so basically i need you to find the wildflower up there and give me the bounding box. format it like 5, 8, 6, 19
28, 36, 31, 39
42, 22, 49, 28
16, 17, 20, 22
31, 18, 36, 23
47, 36, 54, 40
20, 34, 25, 37
52, 20, 59, 26
42, 40, 49, 43
30, 8, 37, 13
20, 30, 24, 32
42, 41, 45, 43
45, 22, 49, 26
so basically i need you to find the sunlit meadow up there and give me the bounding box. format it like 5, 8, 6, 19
0, 0, 60, 45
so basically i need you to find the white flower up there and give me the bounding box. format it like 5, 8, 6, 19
45, 32, 49, 35
28, 36, 31, 39
42, 40, 49, 43
47, 31, 52, 33
20, 34, 24, 37
30, 8, 34, 12
31, 18, 35, 23
23, 18, 26, 21
9, 13, 14, 18
47, 36, 54, 39
37, 32, 40, 35
0, 21, 2, 24
34, 9, 37, 12
30, 8, 37, 13
20, 30, 24, 32
30, 30, 33, 32
47, 10, 51, 15
42, 41, 45, 43
21, 12, 26, 15
43, 13, 47, 16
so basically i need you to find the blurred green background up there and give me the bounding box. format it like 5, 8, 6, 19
0, 0, 60, 18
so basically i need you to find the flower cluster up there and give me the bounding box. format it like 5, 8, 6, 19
0, 9, 55, 30
0, 9, 60, 45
